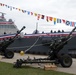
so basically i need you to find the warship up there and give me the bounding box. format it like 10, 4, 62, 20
0, 12, 76, 58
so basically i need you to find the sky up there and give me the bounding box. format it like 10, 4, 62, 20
0, 0, 76, 34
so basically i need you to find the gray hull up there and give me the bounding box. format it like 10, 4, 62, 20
7, 36, 76, 58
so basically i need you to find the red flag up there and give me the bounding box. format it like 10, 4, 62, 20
41, 15, 45, 19
72, 22, 75, 27
70, 22, 75, 27
31, 12, 33, 15
62, 19, 65, 23
37, 14, 40, 20
49, 17, 53, 21
46, 16, 49, 22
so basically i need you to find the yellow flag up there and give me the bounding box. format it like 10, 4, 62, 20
54, 18, 56, 21
34, 13, 37, 16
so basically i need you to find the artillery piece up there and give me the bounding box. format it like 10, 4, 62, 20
48, 26, 76, 67
14, 27, 76, 68
0, 26, 25, 58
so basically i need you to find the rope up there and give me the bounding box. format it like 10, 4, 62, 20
7, 40, 51, 50
24, 37, 39, 53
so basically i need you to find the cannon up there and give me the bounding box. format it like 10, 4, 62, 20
14, 27, 76, 68
48, 27, 76, 67
0, 26, 25, 58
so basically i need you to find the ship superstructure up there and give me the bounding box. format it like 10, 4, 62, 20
0, 12, 18, 35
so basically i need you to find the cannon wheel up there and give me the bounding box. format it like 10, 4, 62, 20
59, 54, 72, 67
4, 50, 14, 58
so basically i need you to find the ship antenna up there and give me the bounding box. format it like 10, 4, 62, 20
35, 22, 38, 34
0, 12, 6, 18
36, 22, 38, 30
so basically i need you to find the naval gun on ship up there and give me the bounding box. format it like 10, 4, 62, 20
0, 26, 25, 58
14, 26, 76, 68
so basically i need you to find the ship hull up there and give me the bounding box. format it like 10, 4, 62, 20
7, 36, 50, 54
7, 35, 76, 58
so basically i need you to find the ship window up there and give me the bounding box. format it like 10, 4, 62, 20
10, 25, 15, 28
0, 25, 3, 28
0, 25, 16, 28
0, 19, 4, 21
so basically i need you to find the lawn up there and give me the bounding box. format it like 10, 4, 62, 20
0, 62, 74, 75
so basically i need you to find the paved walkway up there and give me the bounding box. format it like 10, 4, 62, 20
0, 53, 76, 74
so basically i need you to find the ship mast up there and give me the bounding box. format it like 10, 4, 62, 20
0, 12, 6, 18
36, 22, 38, 30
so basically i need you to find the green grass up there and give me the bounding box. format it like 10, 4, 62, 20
0, 62, 74, 75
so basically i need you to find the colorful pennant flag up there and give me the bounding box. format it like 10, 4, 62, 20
49, 17, 53, 21
12, 7, 15, 9
62, 19, 66, 23
22, 10, 24, 13
41, 15, 45, 19
0, 3, 76, 27
27, 11, 30, 15
30, 12, 33, 15
70, 22, 75, 27
34, 13, 37, 16
66, 21, 70, 25
54, 18, 56, 25
37, 14, 40, 20
57, 18, 61, 23
46, 16, 49, 22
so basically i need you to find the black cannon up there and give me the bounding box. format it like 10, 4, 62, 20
0, 26, 25, 58
48, 27, 76, 67
14, 27, 76, 68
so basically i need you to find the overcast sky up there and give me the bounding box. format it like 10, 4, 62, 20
0, 0, 76, 33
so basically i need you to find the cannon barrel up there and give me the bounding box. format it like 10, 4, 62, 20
13, 26, 26, 40
56, 27, 76, 50
17, 26, 26, 34
0, 26, 26, 50
49, 26, 76, 53
66, 27, 76, 40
